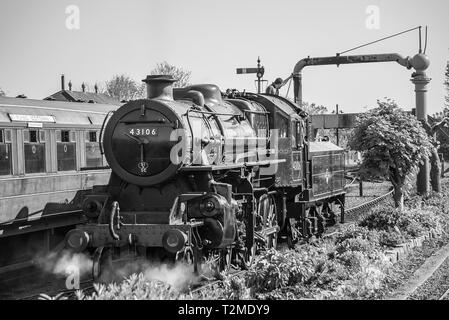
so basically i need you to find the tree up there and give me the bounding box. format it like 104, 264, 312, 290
0, 87, 5, 96
149, 61, 191, 88
422, 121, 442, 193
104, 74, 140, 102
301, 101, 328, 115
348, 99, 433, 210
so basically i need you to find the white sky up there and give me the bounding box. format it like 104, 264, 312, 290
0, 0, 448, 114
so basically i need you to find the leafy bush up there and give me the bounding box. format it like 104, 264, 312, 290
400, 219, 426, 238
313, 259, 350, 289
245, 248, 319, 293
337, 225, 380, 242
337, 250, 368, 272
358, 203, 442, 243
401, 208, 441, 234
77, 273, 182, 300
191, 274, 251, 300
378, 230, 405, 246
359, 205, 401, 231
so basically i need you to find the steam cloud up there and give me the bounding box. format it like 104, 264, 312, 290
35, 249, 216, 292
35, 250, 93, 279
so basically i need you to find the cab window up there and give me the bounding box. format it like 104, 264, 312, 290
57, 130, 76, 171
0, 129, 12, 175
295, 121, 303, 148
24, 129, 46, 173
253, 114, 268, 138
275, 115, 289, 138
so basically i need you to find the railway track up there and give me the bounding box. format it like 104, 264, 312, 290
18, 279, 95, 300
345, 188, 393, 216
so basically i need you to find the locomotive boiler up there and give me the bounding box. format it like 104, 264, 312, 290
63, 75, 346, 280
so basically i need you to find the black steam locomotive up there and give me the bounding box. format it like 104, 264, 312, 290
64, 75, 346, 279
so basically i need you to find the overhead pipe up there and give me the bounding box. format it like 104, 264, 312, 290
291, 51, 431, 195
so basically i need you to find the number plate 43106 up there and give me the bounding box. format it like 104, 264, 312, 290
129, 128, 158, 136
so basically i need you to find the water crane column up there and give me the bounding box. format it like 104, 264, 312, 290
410, 53, 431, 195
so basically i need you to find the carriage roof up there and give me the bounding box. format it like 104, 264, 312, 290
0, 96, 119, 126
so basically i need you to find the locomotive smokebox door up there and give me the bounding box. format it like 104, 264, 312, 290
102, 99, 185, 186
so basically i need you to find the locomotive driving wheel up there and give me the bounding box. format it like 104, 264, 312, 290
261, 194, 279, 250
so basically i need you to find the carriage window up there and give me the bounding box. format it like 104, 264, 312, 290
0, 129, 12, 175
85, 131, 103, 168
275, 115, 289, 138
29, 130, 38, 143
61, 130, 70, 143
24, 129, 46, 174
57, 130, 76, 171
89, 131, 97, 143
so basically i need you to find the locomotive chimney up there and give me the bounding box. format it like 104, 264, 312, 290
61, 74, 65, 91
142, 75, 177, 100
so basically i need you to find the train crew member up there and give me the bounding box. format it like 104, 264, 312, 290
266, 77, 287, 95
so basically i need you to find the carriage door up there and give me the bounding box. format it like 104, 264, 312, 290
291, 120, 302, 184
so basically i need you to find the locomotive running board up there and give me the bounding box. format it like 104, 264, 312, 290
180, 159, 285, 172
78, 222, 203, 248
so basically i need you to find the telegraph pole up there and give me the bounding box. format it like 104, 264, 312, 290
335, 104, 339, 146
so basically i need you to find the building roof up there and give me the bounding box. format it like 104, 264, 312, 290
44, 90, 121, 105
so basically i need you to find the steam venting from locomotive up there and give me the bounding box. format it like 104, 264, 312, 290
35, 249, 199, 290
35, 250, 93, 279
